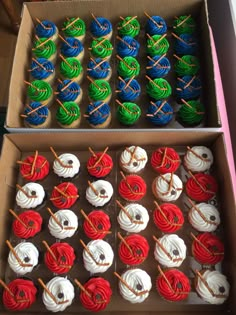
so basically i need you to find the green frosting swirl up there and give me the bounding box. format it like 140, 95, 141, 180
27, 80, 52, 102
174, 55, 200, 76
117, 57, 140, 78
56, 101, 81, 125
60, 57, 83, 79
146, 78, 172, 100
173, 15, 196, 35
90, 37, 113, 59
33, 37, 56, 59
118, 17, 140, 38
146, 35, 169, 56
117, 102, 141, 125
88, 79, 111, 101
63, 18, 86, 37
178, 100, 205, 125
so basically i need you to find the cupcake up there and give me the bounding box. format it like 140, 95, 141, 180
116, 77, 141, 102
52, 151, 80, 179
48, 209, 78, 239
12, 210, 43, 239
56, 79, 83, 104
86, 180, 113, 207
146, 100, 173, 126
120, 146, 148, 174
153, 234, 187, 267
56, 101, 81, 128
178, 100, 205, 126
174, 55, 200, 76
173, 33, 198, 55
59, 57, 83, 84
151, 147, 180, 174
62, 17, 86, 42
26, 80, 53, 106
87, 58, 112, 81
29, 57, 55, 84
117, 16, 140, 38
146, 34, 169, 56
118, 233, 149, 265
116, 101, 141, 126
173, 15, 197, 35
89, 37, 113, 60
87, 147, 113, 178
119, 173, 147, 201
146, 15, 167, 35
16, 182, 45, 209
146, 77, 172, 100
32, 37, 57, 64
85, 101, 111, 128
184, 146, 213, 172
152, 173, 183, 202
90, 16, 113, 40
50, 182, 79, 209
60, 37, 84, 62
117, 35, 140, 57
88, 79, 112, 103
82, 239, 114, 273
175, 76, 202, 100
146, 55, 171, 78
83, 210, 111, 240
22, 102, 51, 128
35, 19, 58, 42
117, 56, 140, 78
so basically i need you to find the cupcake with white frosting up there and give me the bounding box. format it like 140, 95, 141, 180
120, 146, 148, 174
118, 268, 152, 303
152, 173, 183, 202
86, 180, 113, 207
184, 146, 213, 173
82, 239, 114, 273
16, 182, 45, 209
48, 209, 78, 239
53, 153, 80, 179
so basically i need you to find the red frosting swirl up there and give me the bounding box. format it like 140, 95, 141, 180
12, 210, 43, 239
119, 234, 149, 265
119, 175, 147, 201
45, 242, 76, 274
156, 269, 191, 301
3, 278, 37, 311
20, 154, 49, 181
151, 147, 180, 174
80, 277, 112, 312
83, 210, 111, 239
186, 173, 218, 202
87, 152, 113, 178
50, 182, 79, 208
153, 203, 184, 233
192, 232, 224, 265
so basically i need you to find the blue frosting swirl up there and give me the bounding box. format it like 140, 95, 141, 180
56, 79, 81, 102
24, 102, 49, 126
35, 20, 57, 38
174, 34, 198, 55
85, 101, 110, 125
146, 16, 167, 35
146, 100, 173, 126
117, 36, 140, 57
146, 55, 171, 78
90, 17, 112, 37
117, 78, 141, 102
61, 37, 84, 58
87, 58, 111, 79
30, 58, 54, 80
175, 75, 202, 100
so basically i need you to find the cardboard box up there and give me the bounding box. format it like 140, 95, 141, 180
0, 131, 235, 314
5, 0, 221, 132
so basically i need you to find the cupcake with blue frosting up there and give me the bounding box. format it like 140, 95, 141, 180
90, 16, 113, 40
87, 58, 112, 81
84, 101, 111, 128
175, 75, 202, 100
146, 100, 173, 126
116, 78, 141, 102
117, 36, 140, 58
22, 102, 51, 128
61, 37, 84, 62
29, 58, 55, 84
146, 15, 167, 35
56, 79, 83, 104
146, 55, 171, 78
173, 33, 198, 55
35, 19, 58, 43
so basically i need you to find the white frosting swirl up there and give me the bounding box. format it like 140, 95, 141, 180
53, 153, 80, 178
83, 239, 114, 273
117, 203, 149, 233
184, 146, 213, 172
86, 180, 113, 207
48, 209, 78, 239
196, 270, 230, 304
153, 173, 183, 202
154, 234, 186, 267
120, 146, 148, 173
8, 242, 39, 275
188, 202, 220, 232
16, 182, 45, 209
42, 276, 75, 312
119, 268, 152, 303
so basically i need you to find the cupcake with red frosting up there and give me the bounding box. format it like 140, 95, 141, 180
79, 277, 112, 311
12, 210, 43, 239
87, 147, 113, 178
50, 182, 79, 209
151, 147, 180, 174
192, 232, 224, 265
186, 173, 218, 202
119, 172, 147, 201
83, 210, 111, 239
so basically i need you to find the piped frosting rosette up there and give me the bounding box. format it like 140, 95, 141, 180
152, 173, 183, 202
53, 153, 80, 178
184, 146, 213, 173
83, 210, 111, 240
120, 146, 148, 174
86, 180, 113, 207
12, 210, 43, 239
19, 152, 49, 181
50, 182, 79, 209
16, 182, 45, 209
48, 209, 78, 239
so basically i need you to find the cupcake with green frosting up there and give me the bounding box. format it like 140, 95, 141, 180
178, 100, 205, 126
173, 15, 196, 35
116, 101, 141, 126
56, 101, 81, 128
27, 80, 53, 106
88, 79, 112, 103
62, 17, 86, 42
146, 78, 172, 100
32, 37, 57, 64
89, 37, 113, 60
117, 56, 140, 78
118, 16, 140, 38
146, 34, 169, 56
174, 55, 200, 76
59, 57, 84, 84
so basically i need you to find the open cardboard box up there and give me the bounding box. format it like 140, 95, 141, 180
5, 0, 221, 132
0, 131, 235, 314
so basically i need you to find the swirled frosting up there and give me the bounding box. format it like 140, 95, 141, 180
174, 55, 200, 76
173, 15, 197, 35
146, 78, 172, 100
90, 37, 113, 59
88, 79, 111, 101
8, 242, 39, 275
20, 152, 49, 181
60, 57, 83, 79
83, 210, 111, 239
50, 182, 79, 208
117, 78, 141, 102
87, 58, 111, 80
175, 75, 201, 100
42, 276, 75, 312
87, 150, 113, 178
151, 147, 180, 174
119, 174, 147, 201
178, 100, 205, 126
13, 210, 43, 239
146, 55, 171, 78
118, 17, 140, 38
61, 37, 84, 58
119, 268, 152, 303
48, 209, 78, 239
56, 79, 81, 102
146, 35, 169, 56
23, 102, 50, 126
35, 20, 57, 39
120, 146, 148, 173
154, 234, 186, 267
152, 173, 183, 202
53, 153, 80, 178
30, 57, 54, 80
146, 16, 167, 35
86, 179, 113, 207
174, 34, 198, 55
56, 101, 81, 126
117, 56, 140, 78
16, 182, 45, 209
117, 102, 141, 125
90, 17, 112, 38
62, 18, 86, 38
83, 239, 114, 273
146, 100, 173, 126
184, 146, 213, 172
117, 36, 140, 57
27, 80, 52, 103
33, 37, 56, 60
85, 101, 111, 126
